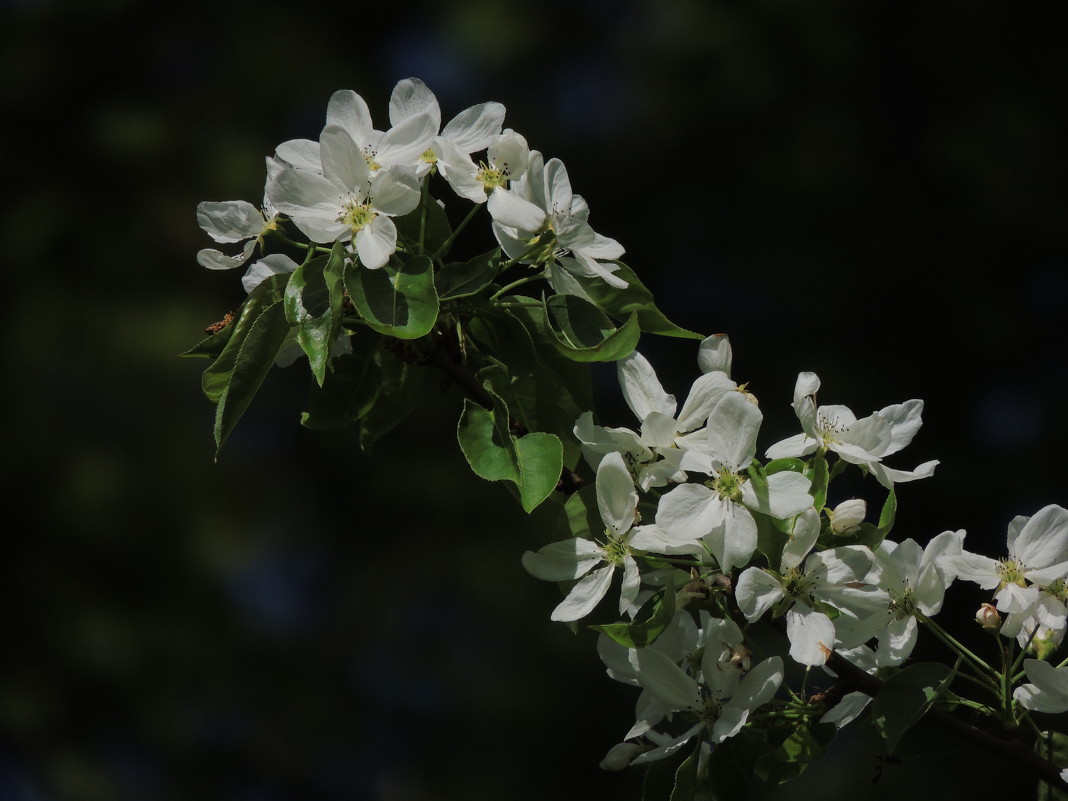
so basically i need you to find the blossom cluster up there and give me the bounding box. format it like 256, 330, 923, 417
189, 78, 1068, 794
195, 77, 624, 293
523, 337, 1068, 772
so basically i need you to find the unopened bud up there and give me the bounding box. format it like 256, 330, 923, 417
599, 742, 645, 771
975, 603, 1001, 632
830, 499, 867, 535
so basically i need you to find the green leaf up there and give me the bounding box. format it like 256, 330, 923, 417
457, 400, 518, 483
300, 351, 381, 430
504, 298, 596, 411
283, 243, 346, 385
202, 273, 289, 403
211, 302, 291, 457
393, 193, 452, 255
469, 307, 591, 468
878, 489, 898, 535
872, 661, 955, 755
592, 575, 676, 648
346, 254, 439, 340
557, 484, 601, 540
436, 250, 499, 299
804, 454, 829, 509
669, 740, 701, 801
756, 511, 790, 572
516, 433, 564, 513
545, 294, 641, 362
568, 261, 703, 339
180, 320, 235, 358
765, 458, 807, 475
478, 361, 583, 470
456, 384, 564, 513
200, 274, 292, 457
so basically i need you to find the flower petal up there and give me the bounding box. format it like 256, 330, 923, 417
551, 565, 615, 622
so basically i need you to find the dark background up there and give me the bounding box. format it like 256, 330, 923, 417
5, 0, 1067, 799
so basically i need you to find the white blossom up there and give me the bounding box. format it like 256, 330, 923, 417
521, 452, 645, 621
655, 392, 812, 571
196, 198, 279, 271
859, 530, 964, 666
1014, 659, 1068, 713
736, 533, 878, 666
765, 372, 938, 489
489, 151, 626, 288
574, 349, 737, 490
945, 505, 1068, 625
266, 125, 420, 268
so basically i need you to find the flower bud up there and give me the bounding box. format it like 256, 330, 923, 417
599, 742, 645, 771
975, 603, 1001, 632
830, 499, 867, 535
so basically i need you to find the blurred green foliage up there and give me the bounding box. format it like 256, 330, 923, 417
4, 0, 1067, 798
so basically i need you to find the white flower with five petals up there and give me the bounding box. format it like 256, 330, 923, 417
945, 504, 1068, 626
655, 392, 813, 571
196, 198, 279, 271
765, 372, 938, 489
523, 451, 664, 621
266, 125, 420, 268
489, 151, 627, 288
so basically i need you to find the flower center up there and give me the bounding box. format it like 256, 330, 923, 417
816, 413, 847, 444
782, 567, 815, 600
602, 529, 629, 568
337, 197, 376, 234
477, 161, 510, 192
362, 148, 382, 172
888, 586, 916, 620
711, 467, 744, 502
997, 558, 1027, 589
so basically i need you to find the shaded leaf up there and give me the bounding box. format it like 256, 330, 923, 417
592, 575, 676, 648
705, 732, 763, 801
359, 349, 424, 453
211, 302, 291, 457
180, 322, 235, 359
347, 254, 439, 339
284, 243, 346, 385
641, 742, 693, 801
754, 721, 836, 784
545, 294, 641, 362
569, 261, 703, 339
872, 661, 954, 755
300, 350, 381, 430
436, 250, 499, 299
394, 194, 452, 255
200, 274, 292, 457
